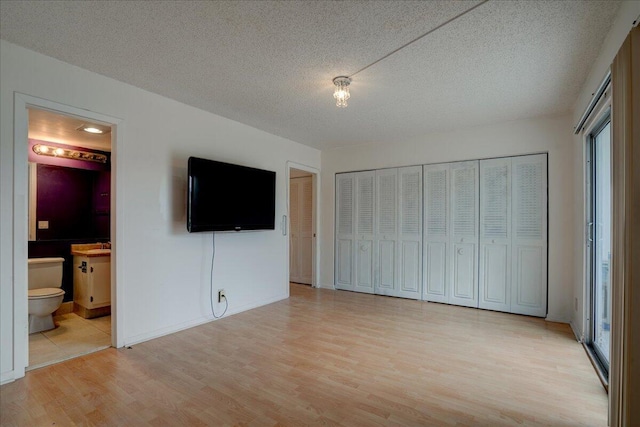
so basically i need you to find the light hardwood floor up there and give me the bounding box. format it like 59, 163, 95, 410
1, 284, 606, 426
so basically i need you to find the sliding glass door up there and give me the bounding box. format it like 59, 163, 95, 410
587, 117, 611, 374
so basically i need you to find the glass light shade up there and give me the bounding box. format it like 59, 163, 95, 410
333, 76, 351, 108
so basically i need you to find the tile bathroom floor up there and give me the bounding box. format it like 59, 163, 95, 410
28, 313, 111, 370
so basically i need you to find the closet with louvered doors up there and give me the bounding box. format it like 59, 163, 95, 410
354, 171, 376, 294
335, 173, 356, 291
423, 161, 480, 308
335, 170, 380, 294
478, 154, 548, 317
376, 166, 422, 299
334, 167, 422, 299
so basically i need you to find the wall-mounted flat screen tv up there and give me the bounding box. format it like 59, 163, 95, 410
187, 157, 276, 232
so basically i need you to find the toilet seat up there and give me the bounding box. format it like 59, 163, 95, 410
28, 288, 65, 299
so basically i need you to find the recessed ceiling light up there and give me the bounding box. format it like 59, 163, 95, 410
83, 126, 103, 134
76, 124, 110, 134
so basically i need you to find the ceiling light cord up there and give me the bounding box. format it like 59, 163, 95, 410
347, 0, 490, 78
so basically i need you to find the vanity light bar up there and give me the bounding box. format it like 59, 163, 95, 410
32, 144, 107, 164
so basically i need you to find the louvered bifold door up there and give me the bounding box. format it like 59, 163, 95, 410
335, 173, 356, 290
374, 168, 398, 296
479, 158, 511, 312
423, 164, 449, 302
289, 178, 301, 283
448, 161, 479, 308
354, 171, 376, 293
396, 166, 422, 299
299, 176, 313, 285
511, 154, 547, 317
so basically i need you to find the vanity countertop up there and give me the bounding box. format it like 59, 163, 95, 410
71, 243, 111, 257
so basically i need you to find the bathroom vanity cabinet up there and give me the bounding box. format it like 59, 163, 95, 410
73, 254, 111, 312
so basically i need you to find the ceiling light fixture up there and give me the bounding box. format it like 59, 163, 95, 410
83, 126, 104, 134
76, 124, 110, 134
331, 0, 489, 108
32, 144, 108, 164
333, 76, 351, 108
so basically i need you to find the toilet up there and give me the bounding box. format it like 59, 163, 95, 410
28, 257, 65, 334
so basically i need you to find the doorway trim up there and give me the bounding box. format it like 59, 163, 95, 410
12, 93, 124, 380
286, 161, 320, 288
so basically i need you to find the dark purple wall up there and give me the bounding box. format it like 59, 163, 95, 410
36, 165, 94, 240
30, 161, 111, 302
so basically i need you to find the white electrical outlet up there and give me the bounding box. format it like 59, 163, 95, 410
218, 289, 226, 303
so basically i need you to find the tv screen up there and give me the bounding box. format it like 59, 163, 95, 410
187, 157, 276, 232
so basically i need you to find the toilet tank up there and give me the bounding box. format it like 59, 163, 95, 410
28, 257, 65, 290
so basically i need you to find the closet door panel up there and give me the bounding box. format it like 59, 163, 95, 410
449, 161, 479, 307
511, 154, 547, 317
356, 240, 374, 290
479, 158, 511, 312
400, 241, 420, 294
377, 240, 396, 293
425, 242, 447, 300
335, 173, 355, 290
514, 246, 544, 309
355, 172, 375, 293
397, 166, 422, 299
336, 239, 353, 285
375, 169, 398, 295
452, 243, 476, 301
481, 244, 510, 305
423, 164, 449, 303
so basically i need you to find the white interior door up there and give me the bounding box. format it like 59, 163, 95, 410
335, 173, 355, 290
423, 164, 449, 302
479, 158, 511, 312
355, 171, 375, 293
511, 154, 547, 317
375, 168, 398, 296
449, 161, 479, 308
397, 166, 422, 299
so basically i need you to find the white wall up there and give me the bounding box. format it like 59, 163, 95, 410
0, 40, 320, 383
570, 1, 640, 340
320, 114, 575, 323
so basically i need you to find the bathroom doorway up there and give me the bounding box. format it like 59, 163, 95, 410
287, 163, 319, 287
23, 105, 116, 370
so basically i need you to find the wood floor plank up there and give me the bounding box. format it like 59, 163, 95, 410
1, 283, 607, 426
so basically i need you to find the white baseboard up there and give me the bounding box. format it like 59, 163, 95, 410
1, 370, 16, 385
123, 293, 289, 347
569, 321, 584, 343
545, 314, 570, 324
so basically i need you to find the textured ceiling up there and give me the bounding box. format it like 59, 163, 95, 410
0, 1, 621, 150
